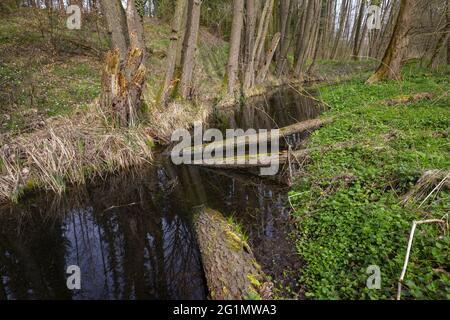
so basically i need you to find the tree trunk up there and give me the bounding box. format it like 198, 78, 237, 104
428, 1, 450, 68
243, 0, 257, 87
179, 0, 202, 99
256, 32, 281, 83
227, 0, 245, 95
100, 0, 147, 126
294, 0, 317, 78
352, 0, 365, 60
100, 49, 146, 126
367, 0, 416, 84
194, 208, 272, 300
126, 0, 145, 53
254, 0, 274, 71
160, 0, 186, 105
330, 0, 348, 60
100, 0, 129, 61
244, 0, 274, 89
275, 0, 291, 75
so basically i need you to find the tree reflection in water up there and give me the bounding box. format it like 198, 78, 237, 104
0, 167, 206, 300
0, 87, 319, 299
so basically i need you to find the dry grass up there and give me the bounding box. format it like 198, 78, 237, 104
403, 170, 450, 207
145, 100, 209, 143
0, 102, 154, 204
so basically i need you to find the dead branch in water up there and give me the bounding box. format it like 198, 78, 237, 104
180, 117, 333, 161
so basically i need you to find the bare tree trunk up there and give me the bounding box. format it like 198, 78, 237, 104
308, 0, 325, 74
160, 0, 186, 105
254, 0, 275, 70
179, 0, 202, 99
101, 49, 146, 126
294, 0, 317, 78
256, 32, 281, 83
100, 0, 129, 60
243, 0, 257, 86
367, 0, 416, 84
100, 0, 147, 126
352, 0, 365, 60
227, 0, 244, 95
330, 0, 348, 60
194, 208, 272, 300
428, 0, 450, 68
274, 0, 291, 74
244, 0, 274, 89
320, 0, 334, 59
126, 0, 145, 53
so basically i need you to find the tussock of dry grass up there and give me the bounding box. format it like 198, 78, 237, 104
0, 103, 154, 204
403, 170, 450, 206
146, 101, 209, 143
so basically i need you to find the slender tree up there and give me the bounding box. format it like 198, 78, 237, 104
160, 0, 186, 105
227, 0, 244, 95
179, 0, 202, 99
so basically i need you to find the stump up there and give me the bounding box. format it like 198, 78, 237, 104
100, 48, 147, 126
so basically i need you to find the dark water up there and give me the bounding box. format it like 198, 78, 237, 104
0, 87, 323, 300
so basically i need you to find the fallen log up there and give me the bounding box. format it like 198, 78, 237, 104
180, 117, 333, 159
194, 207, 272, 300
188, 148, 310, 170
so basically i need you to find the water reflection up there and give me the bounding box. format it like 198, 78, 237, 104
0, 168, 206, 300
212, 87, 324, 130
0, 87, 319, 300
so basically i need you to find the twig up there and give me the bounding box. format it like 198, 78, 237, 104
397, 219, 446, 300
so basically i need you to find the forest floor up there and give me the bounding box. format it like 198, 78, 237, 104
289, 63, 450, 300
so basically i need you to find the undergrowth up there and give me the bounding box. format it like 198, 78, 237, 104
290, 63, 450, 300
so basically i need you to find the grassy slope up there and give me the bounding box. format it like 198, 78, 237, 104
0, 10, 229, 134
290, 64, 450, 299
0, 11, 102, 134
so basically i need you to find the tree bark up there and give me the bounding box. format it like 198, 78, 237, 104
256, 32, 281, 83
100, 0, 129, 61
194, 208, 272, 300
100, 49, 146, 126
126, 0, 145, 53
100, 0, 147, 126
160, 0, 186, 105
243, 0, 257, 87
329, 0, 348, 60
179, 0, 202, 99
275, 0, 291, 75
367, 0, 416, 84
244, 0, 274, 89
227, 0, 245, 95
352, 0, 366, 60
294, 0, 318, 78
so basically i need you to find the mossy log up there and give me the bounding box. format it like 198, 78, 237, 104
194, 207, 273, 300
181, 117, 333, 160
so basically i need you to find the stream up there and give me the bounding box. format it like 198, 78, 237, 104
0, 87, 324, 300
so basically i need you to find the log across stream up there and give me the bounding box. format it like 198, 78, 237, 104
0, 86, 325, 300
